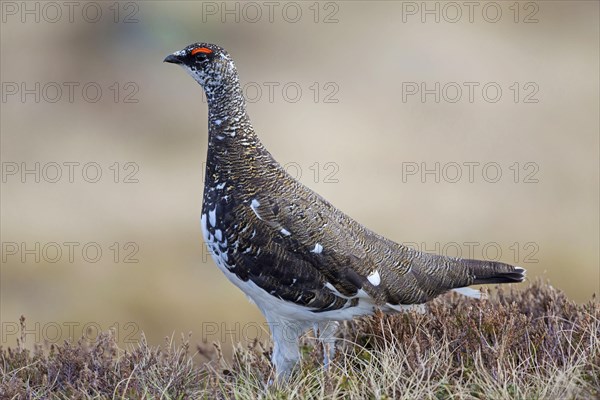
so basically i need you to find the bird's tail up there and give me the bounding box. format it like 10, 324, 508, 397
462, 258, 526, 285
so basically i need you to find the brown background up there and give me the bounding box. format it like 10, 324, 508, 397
1, 1, 598, 354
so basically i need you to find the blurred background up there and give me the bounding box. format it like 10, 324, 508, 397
1, 1, 598, 355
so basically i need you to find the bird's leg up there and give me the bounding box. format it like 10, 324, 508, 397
268, 319, 307, 380
314, 321, 339, 370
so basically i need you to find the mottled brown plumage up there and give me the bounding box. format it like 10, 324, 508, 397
164, 43, 525, 378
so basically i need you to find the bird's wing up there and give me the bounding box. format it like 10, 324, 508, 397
224, 176, 467, 313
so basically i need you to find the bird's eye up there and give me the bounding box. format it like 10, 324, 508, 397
191, 47, 213, 57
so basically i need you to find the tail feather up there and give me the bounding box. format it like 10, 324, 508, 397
463, 259, 526, 285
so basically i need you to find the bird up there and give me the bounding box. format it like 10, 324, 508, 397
163, 43, 526, 379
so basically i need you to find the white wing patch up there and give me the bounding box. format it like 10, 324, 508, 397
311, 243, 323, 254
200, 214, 211, 241
324, 282, 336, 291
208, 208, 217, 227
324, 282, 352, 300
250, 199, 262, 220
280, 228, 291, 236
367, 270, 381, 286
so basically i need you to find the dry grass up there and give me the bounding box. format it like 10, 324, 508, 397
2, 281, 598, 399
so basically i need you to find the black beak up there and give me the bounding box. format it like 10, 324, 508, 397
163, 54, 182, 64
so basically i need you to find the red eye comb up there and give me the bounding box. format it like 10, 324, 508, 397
191, 47, 213, 55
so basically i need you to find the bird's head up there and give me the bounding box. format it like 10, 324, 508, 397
163, 43, 237, 92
